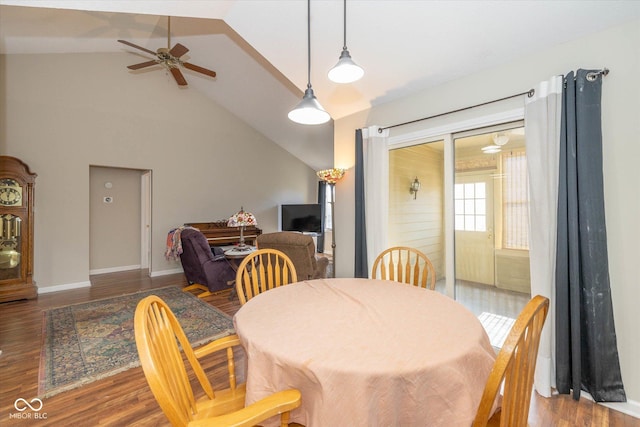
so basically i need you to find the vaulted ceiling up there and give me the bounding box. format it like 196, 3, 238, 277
1, 1, 639, 170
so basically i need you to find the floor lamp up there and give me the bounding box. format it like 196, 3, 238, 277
317, 168, 345, 278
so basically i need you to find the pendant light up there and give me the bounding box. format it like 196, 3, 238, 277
328, 0, 364, 84
289, 0, 331, 125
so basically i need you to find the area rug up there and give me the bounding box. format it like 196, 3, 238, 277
39, 286, 235, 398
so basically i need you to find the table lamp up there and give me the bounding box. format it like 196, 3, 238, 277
227, 206, 257, 251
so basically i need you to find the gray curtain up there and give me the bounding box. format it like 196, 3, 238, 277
354, 129, 368, 277
555, 69, 626, 402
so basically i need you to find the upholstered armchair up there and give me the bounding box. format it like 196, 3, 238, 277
179, 228, 236, 296
257, 231, 329, 280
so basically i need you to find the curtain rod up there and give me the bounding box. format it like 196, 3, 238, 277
378, 68, 610, 134
378, 89, 534, 133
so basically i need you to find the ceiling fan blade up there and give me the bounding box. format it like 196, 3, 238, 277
117, 39, 157, 56
183, 62, 217, 78
169, 43, 189, 59
170, 67, 188, 86
127, 60, 158, 70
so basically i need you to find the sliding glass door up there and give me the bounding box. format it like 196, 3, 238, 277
387, 121, 531, 348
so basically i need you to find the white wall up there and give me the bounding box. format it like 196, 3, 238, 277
1, 51, 319, 289
334, 19, 640, 410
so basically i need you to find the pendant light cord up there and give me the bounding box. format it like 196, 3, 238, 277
307, 0, 311, 89
343, 0, 347, 50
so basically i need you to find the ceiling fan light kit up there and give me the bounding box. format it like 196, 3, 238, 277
492, 132, 509, 146
289, 0, 331, 125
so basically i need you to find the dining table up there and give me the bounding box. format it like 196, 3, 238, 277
233, 277, 497, 427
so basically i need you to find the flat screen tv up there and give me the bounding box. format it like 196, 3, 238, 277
280, 204, 323, 234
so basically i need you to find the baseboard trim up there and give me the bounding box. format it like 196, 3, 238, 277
581, 392, 640, 419
89, 265, 141, 275
38, 281, 91, 294
150, 267, 183, 278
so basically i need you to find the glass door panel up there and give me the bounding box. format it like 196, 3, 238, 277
453, 125, 531, 348
388, 140, 446, 292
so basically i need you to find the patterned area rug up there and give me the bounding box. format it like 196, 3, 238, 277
39, 286, 235, 397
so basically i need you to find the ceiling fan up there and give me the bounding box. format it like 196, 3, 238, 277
117, 17, 216, 86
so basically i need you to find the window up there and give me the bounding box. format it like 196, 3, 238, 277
502, 150, 529, 249
454, 182, 486, 231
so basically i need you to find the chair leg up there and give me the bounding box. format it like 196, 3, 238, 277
183, 283, 212, 299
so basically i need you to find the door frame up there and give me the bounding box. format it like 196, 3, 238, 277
140, 170, 152, 271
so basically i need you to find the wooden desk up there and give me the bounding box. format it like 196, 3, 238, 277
184, 221, 262, 247
234, 278, 496, 427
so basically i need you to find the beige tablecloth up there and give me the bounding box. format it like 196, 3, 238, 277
233, 278, 496, 427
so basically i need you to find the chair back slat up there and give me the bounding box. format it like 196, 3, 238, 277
473, 295, 549, 427
235, 249, 298, 305
371, 246, 436, 290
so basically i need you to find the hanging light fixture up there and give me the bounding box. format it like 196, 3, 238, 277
328, 0, 364, 84
289, 0, 331, 125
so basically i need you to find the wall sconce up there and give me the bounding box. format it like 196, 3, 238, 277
410, 177, 421, 199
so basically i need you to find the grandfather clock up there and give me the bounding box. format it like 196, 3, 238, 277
0, 156, 37, 302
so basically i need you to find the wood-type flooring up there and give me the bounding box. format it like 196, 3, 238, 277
0, 270, 637, 426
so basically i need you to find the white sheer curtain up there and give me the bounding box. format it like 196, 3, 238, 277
362, 126, 389, 274
524, 76, 563, 397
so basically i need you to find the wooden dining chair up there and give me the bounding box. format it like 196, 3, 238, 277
473, 295, 550, 427
371, 246, 436, 290
235, 248, 298, 305
134, 295, 301, 427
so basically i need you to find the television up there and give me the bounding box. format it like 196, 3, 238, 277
279, 204, 323, 234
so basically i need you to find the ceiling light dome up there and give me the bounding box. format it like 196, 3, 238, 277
492, 132, 509, 146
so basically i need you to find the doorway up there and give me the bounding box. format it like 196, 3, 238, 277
89, 166, 152, 275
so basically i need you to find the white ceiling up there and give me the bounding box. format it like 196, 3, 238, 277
2, 1, 639, 170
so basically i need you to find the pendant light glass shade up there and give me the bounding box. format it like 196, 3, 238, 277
289, 0, 331, 125
328, 0, 363, 84
288, 86, 331, 125
328, 48, 364, 83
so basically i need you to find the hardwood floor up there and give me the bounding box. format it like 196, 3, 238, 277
0, 270, 637, 426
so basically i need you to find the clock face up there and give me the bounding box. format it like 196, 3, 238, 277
0, 179, 23, 206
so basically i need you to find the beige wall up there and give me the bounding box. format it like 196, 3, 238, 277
0, 52, 319, 288
334, 19, 640, 408
388, 144, 444, 278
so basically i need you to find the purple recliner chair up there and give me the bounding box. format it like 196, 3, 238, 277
179, 228, 236, 295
